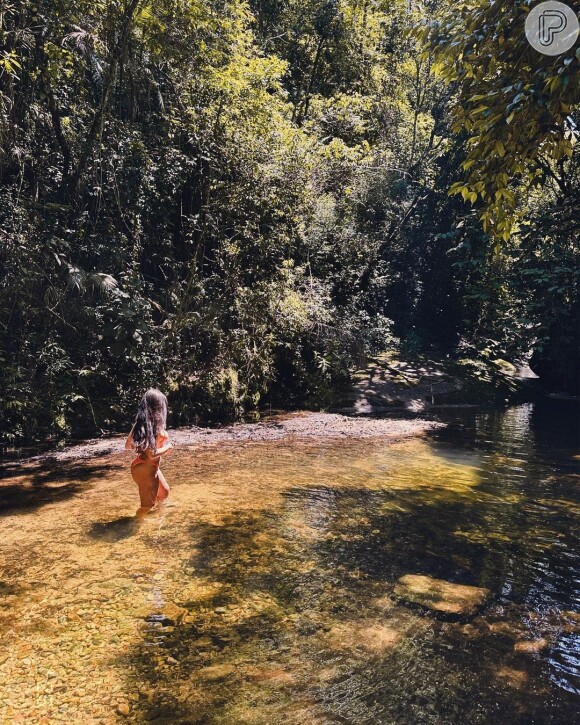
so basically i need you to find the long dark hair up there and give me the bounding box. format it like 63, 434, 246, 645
132, 389, 168, 454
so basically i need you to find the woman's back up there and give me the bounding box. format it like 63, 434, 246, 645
133, 431, 168, 464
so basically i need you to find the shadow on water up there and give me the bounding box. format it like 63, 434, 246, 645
2, 403, 578, 723
88, 515, 141, 542
0, 461, 116, 516
124, 476, 580, 723
0, 581, 19, 596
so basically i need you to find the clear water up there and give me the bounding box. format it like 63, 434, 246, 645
1, 402, 579, 723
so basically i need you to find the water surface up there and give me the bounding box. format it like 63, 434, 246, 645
1, 403, 579, 723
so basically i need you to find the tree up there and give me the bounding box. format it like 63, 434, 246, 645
423, 0, 580, 239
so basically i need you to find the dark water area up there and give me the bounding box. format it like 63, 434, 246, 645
1, 403, 579, 723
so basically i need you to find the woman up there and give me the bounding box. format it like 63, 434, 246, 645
125, 388, 173, 517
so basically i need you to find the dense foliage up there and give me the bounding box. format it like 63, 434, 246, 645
423, 0, 580, 240
1, 0, 578, 442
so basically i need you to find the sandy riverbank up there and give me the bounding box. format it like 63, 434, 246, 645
5, 412, 443, 465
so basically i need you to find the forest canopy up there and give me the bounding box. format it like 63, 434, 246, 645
1, 0, 578, 442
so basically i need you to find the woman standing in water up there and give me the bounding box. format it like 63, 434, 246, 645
125, 389, 173, 517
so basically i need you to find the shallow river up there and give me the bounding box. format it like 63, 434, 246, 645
1, 402, 579, 724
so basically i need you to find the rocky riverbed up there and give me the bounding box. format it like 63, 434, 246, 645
1, 404, 578, 724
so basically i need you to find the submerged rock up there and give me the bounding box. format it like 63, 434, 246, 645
495, 666, 529, 689
562, 611, 580, 633
325, 621, 404, 655
394, 574, 491, 617
160, 602, 187, 624
244, 666, 293, 684
513, 639, 549, 654
193, 636, 214, 650
487, 620, 528, 639
196, 664, 236, 682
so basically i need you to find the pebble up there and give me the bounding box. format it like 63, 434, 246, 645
194, 636, 214, 649
117, 702, 131, 716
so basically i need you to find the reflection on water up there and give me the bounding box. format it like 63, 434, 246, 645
0, 402, 579, 723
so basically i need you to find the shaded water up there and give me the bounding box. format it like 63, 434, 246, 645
1, 403, 579, 723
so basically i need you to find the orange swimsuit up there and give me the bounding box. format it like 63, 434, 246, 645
130, 434, 170, 510
131, 432, 167, 469
131, 449, 161, 471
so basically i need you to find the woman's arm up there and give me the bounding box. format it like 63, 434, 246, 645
125, 426, 135, 450
156, 441, 174, 456
155, 430, 173, 456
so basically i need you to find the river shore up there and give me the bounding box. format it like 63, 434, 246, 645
3, 412, 443, 466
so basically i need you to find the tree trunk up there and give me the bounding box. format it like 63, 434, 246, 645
297, 36, 325, 126
67, 0, 141, 196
